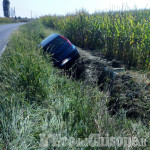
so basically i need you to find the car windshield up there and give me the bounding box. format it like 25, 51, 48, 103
46, 36, 66, 52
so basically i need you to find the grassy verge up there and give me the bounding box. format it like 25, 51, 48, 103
0, 21, 149, 149
0, 17, 18, 24
0, 17, 30, 24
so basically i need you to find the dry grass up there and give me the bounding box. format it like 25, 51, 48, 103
127, 70, 150, 87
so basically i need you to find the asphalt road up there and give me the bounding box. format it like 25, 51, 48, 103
0, 23, 25, 56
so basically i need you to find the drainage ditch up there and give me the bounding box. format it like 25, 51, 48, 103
66, 47, 150, 122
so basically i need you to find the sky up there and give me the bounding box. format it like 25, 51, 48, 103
0, 0, 150, 18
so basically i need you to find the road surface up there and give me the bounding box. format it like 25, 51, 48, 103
0, 23, 25, 55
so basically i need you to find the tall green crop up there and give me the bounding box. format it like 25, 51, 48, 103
40, 9, 150, 70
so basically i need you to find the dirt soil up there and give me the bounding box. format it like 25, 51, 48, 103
70, 47, 150, 121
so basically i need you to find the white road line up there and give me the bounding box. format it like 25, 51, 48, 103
0, 45, 6, 56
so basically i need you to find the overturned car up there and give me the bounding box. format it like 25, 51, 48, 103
39, 33, 80, 68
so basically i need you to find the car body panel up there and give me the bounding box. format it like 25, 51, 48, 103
40, 33, 80, 68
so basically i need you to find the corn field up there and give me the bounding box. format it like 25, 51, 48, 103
40, 9, 150, 70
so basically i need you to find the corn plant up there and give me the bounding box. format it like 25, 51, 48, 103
40, 9, 150, 70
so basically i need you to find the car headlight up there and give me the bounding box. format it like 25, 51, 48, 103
61, 58, 71, 66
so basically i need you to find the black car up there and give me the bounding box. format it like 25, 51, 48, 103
39, 33, 79, 68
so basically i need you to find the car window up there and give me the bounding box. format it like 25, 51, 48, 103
41, 33, 58, 46
46, 36, 66, 52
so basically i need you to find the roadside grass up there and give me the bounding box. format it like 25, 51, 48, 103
0, 17, 30, 24
0, 21, 149, 149
44, 27, 61, 37
0, 17, 18, 24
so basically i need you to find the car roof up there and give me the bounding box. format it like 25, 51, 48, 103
41, 33, 60, 47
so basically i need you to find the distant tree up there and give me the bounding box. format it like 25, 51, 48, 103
18, 16, 22, 19
3, 0, 10, 17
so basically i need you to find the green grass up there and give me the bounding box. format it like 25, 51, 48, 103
0, 17, 18, 24
40, 9, 150, 70
0, 17, 30, 24
0, 20, 149, 149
